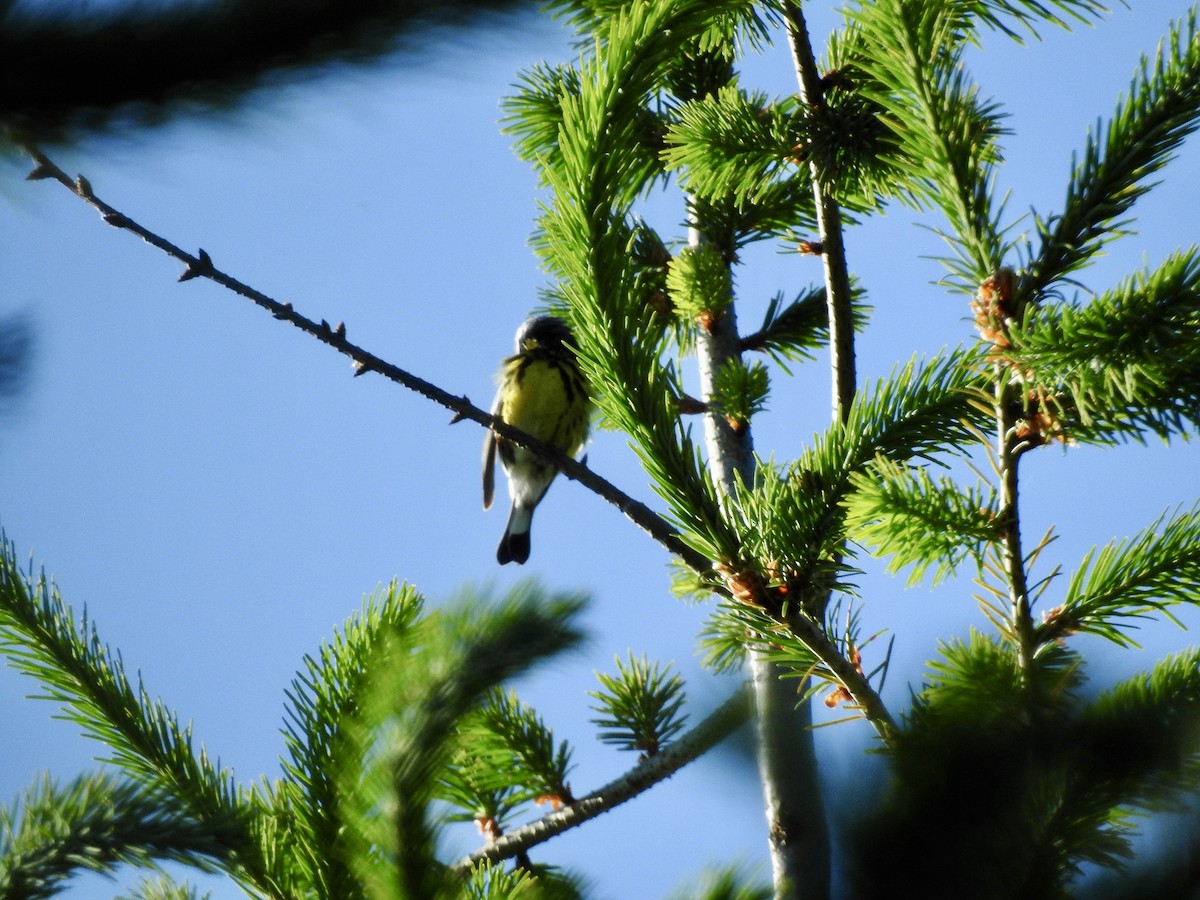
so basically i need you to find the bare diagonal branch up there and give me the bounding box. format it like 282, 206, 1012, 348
23, 148, 708, 574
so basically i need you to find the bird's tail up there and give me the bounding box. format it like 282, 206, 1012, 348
497, 503, 534, 565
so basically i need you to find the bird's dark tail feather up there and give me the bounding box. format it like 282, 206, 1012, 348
497, 505, 533, 565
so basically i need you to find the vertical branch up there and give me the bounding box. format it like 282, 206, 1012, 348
784, 2, 856, 423
980, 271, 1036, 671
997, 378, 1035, 671
690, 206, 830, 898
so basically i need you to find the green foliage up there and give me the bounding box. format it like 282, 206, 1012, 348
1008, 247, 1200, 442
846, 0, 1014, 287
666, 863, 770, 900
460, 688, 576, 808
1076, 647, 1200, 811
1023, 9, 1200, 302
1043, 504, 1200, 648
0, 773, 226, 900
0, 538, 253, 883
589, 653, 688, 755
115, 876, 210, 900
663, 85, 804, 205
849, 636, 1200, 895
666, 243, 734, 321
504, 62, 585, 179
337, 583, 586, 900
845, 456, 1001, 586
742, 288, 825, 366
463, 860, 585, 900
0, 535, 590, 899
712, 358, 769, 428
277, 580, 425, 898
740, 284, 870, 372
733, 351, 987, 582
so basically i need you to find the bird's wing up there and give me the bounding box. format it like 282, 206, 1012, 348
482, 395, 501, 510
480, 427, 494, 511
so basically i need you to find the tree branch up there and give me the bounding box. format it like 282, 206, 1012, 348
453, 683, 752, 870
1, 0, 536, 140
22, 147, 709, 574
997, 381, 1035, 672
784, 1, 856, 423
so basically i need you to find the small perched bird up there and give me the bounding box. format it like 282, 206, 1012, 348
483, 315, 591, 565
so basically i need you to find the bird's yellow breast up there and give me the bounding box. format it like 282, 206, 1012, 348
503, 360, 573, 442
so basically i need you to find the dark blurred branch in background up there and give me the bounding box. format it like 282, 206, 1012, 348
0, 313, 32, 413
0, 0, 536, 142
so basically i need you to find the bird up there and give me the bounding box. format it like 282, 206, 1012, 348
483, 315, 591, 565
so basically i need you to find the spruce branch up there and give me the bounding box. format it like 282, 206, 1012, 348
1038, 504, 1200, 648
0, 772, 230, 900
471, 688, 576, 808
1007, 247, 1200, 442
969, 1, 1109, 38
338, 584, 586, 900
844, 456, 1002, 586
21, 147, 710, 576
116, 876, 211, 900
847, 0, 1011, 289
0, 537, 262, 888
666, 864, 771, 900
455, 684, 752, 870
589, 653, 688, 757
1023, 8, 1200, 303
1075, 646, 1200, 811
662, 85, 804, 205
279, 581, 425, 899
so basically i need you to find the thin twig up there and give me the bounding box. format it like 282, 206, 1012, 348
23, 147, 709, 574
453, 684, 752, 870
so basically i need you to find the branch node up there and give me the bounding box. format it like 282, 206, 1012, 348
273, 301, 293, 320
26, 162, 56, 181
74, 175, 94, 199
102, 212, 131, 229
352, 359, 374, 377
333, 321, 346, 339
178, 249, 214, 282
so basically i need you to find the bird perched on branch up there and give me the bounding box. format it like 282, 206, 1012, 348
483, 315, 591, 565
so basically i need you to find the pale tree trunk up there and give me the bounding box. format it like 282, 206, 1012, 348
690, 217, 831, 899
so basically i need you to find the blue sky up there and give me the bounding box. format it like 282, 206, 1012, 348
2, 4, 1199, 897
